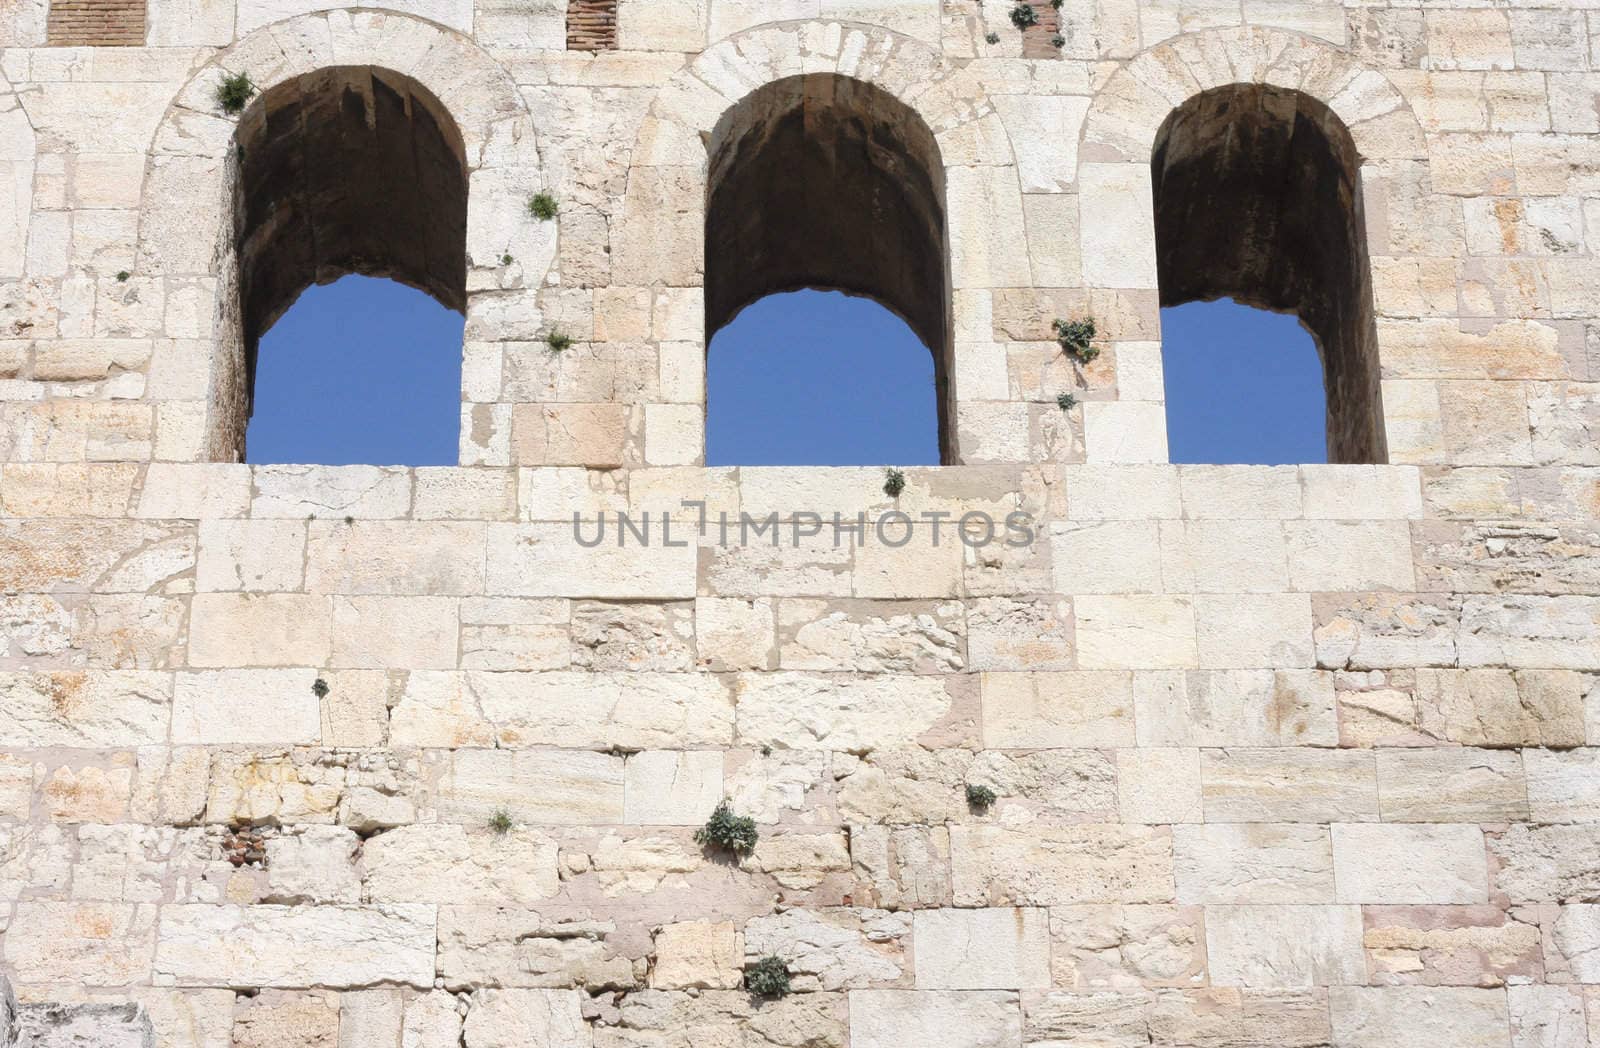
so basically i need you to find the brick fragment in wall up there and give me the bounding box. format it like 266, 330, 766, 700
46, 0, 145, 45
567, 0, 616, 52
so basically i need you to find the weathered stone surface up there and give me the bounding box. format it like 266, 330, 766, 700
464, 989, 589, 1048
649, 920, 742, 990
850, 990, 1021, 1048
1330, 987, 1511, 1047
1491, 824, 1600, 903
1174, 824, 1335, 904
951, 825, 1173, 906
1363, 905, 1543, 987
1333, 825, 1489, 904
914, 907, 1050, 990
363, 824, 560, 905
734, 672, 958, 751
153, 904, 436, 988
1206, 905, 1366, 987
1048, 906, 1206, 989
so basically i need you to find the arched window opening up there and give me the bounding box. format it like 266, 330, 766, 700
706, 289, 939, 466
1162, 298, 1328, 464
1152, 84, 1384, 464
705, 74, 952, 465
231, 66, 468, 464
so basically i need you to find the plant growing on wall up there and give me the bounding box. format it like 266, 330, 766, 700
487, 808, 514, 835
696, 801, 758, 855
217, 72, 256, 115
546, 330, 573, 353
529, 193, 559, 221
965, 783, 998, 810
1009, 2, 1038, 29
1055, 392, 1076, 411
745, 956, 791, 997
1053, 316, 1100, 364
883, 468, 906, 497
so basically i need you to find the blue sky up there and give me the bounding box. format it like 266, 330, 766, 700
246, 277, 1328, 467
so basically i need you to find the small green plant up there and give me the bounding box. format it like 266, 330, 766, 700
217, 72, 256, 115
501, 253, 514, 266
1052, 316, 1100, 364
115, 271, 130, 283
487, 808, 514, 835
1051, 33, 1065, 47
966, 783, 998, 810
1055, 392, 1076, 411
745, 955, 792, 998
985, 31, 1000, 44
696, 801, 758, 855
311, 678, 329, 699
546, 330, 573, 353
528, 193, 559, 221
1010, 2, 1038, 29
883, 468, 906, 498
1051, 0, 1064, 7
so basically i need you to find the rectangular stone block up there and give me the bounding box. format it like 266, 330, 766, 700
1330, 986, 1511, 1047
1174, 824, 1335, 904
1375, 748, 1529, 822
435, 749, 625, 825
171, 669, 321, 745
951, 825, 1173, 906
153, 904, 436, 989
624, 750, 723, 825
913, 908, 1051, 990
850, 989, 1022, 1048
1201, 749, 1379, 823
1206, 905, 1365, 987
187, 593, 331, 668
980, 671, 1135, 748
485, 522, 696, 599
1332, 825, 1489, 904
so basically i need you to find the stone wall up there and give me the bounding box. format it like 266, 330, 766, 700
0, 1, 1596, 1046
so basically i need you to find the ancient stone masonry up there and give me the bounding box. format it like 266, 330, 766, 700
0, 1, 1598, 1046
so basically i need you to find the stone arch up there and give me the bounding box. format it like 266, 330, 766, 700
134, 10, 549, 461
1078, 27, 1427, 464
628, 20, 1023, 465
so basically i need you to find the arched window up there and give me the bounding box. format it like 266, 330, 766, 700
230, 67, 467, 464
1152, 84, 1384, 464
704, 74, 951, 465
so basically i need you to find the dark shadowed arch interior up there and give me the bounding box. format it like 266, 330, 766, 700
1152, 83, 1385, 464
233, 66, 467, 420
705, 74, 954, 463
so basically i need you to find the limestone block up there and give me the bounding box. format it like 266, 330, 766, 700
624, 750, 722, 825
1075, 596, 1197, 669
1491, 824, 1600, 904
743, 908, 907, 991
195, 520, 307, 592
153, 904, 436, 989
485, 523, 697, 599
3, 901, 156, 985
1285, 521, 1418, 591
1174, 824, 1335, 904
0, 671, 169, 747
1118, 748, 1203, 824
1079, 164, 1158, 290
435, 749, 625, 825
572, 600, 694, 671
913, 907, 1050, 990
850, 824, 952, 911
850, 989, 1022, 1048
187, 594, 332, 668
948, 165, 1032, 290
1375, 748, 1529, 822
735, 672, 957, 751
264, 826, 360, 905
1052, 520, 1162, 594
1194, 594, 1315, 670
778, 598, 963, 674
402, 991, 462, 1048
1527, 749, 1600, 824
13, 1001, 157, 1048
460, 598, 570, 672
1459, 596, 1600, 670
232, 993, 339, 1047
1201, 749, 1379, 823
1362, 904, 1542, 988
951, 825, 1173, 906
1330, 986, 1511, 1047
464, 989, 589, 1048
980, 671, 1134, 748
746, 831, 850, 890
437, 907, 636, 991
1147, 988, 1331, 1047
1206, 905, 1365, 987
650, 920, 742, 990
251, 466, 411, 519
1022, 991, 1153, 1047
172, 669, 321, 745
1313, 593, 1460, 670
1414, 669, 1587, 748
1083, 402, 1168, 464
363, 824, 559, 905
1134, 670, 1339, 747
1332, 825, 1489, 904
330, 595, 459, 669
1507, 984, 1587, 1048
305, 521, 486, 595
967, 596, 1073, 670
1158, 519, 1290, 594
1048, 905, 1206, 989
